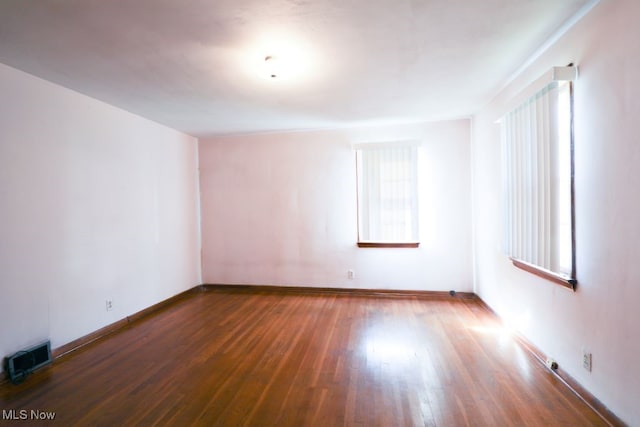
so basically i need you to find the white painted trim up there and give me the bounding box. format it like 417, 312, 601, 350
498, 0, 600, 93
496, 66, 576, 122
351, 140, 423, 150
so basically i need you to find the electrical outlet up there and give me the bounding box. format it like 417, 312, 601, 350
106, 300, 113, 311
347, 270, 355, 280
583, 350, 592, 372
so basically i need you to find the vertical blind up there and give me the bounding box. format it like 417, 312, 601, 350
501, 81, 573, 276
356, 144, 419, 243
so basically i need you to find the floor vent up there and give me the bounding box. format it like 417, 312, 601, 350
4, 341, 52, 384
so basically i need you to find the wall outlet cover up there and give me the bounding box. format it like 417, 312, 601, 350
583, 351, 592, 372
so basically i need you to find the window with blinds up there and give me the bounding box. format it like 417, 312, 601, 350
355, 143, 419, 248
500, 68, 576, 288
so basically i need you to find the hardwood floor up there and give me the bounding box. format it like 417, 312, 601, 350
1, 287, 610, 426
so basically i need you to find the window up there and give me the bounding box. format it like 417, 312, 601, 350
355, 143, 419, 248
500, 66, 576, 288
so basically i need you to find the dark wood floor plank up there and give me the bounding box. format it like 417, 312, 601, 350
0, 288, 610, 426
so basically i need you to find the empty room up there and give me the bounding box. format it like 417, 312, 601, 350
0, 0, 638, 425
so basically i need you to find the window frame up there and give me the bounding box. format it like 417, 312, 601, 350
500, 68, 577, 290
354, 142, 420, 248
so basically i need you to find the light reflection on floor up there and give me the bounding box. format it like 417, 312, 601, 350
359, 309, 536, 390
466, 313, 534, 381
360, 321, 420, 370
362, 333, 418, 366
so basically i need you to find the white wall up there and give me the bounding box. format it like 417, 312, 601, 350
471, 0, 640, 423
0, 63, 201, 367
200, 120, 472, 291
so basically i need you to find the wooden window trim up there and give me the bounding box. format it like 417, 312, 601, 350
357, 242, 420, 248
511, 258, 576, 290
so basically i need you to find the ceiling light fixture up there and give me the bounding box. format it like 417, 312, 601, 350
241, 33, 320, 84
264, 55, 280, 79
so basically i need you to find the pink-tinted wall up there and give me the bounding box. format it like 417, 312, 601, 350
472, 0, 640, 423
0, 63, 201, 366
199, 121, 472, 291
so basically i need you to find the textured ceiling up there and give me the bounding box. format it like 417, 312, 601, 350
0, 0, 594, 137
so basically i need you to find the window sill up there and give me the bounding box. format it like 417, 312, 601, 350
510, 258, 576, 290
357, 242, 420, 248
